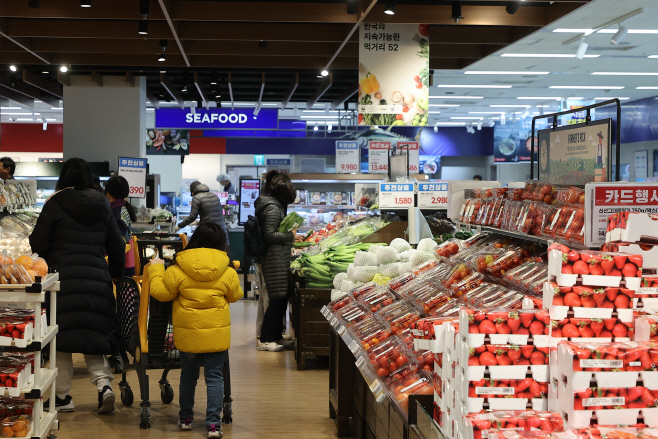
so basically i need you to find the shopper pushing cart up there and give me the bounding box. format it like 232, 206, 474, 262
148, 222, 244, 439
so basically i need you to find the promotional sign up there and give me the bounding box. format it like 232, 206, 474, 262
146, 129, 190, 156
216, 192, 228, 205
155, 108, 278, 130
358, 24, 429, 127
397, 141, 420, 174
586, 183, 658, 247
117, 157, 147, 199
238, 179, 260, 225
368, 141, 390, 174
265, 158, 291, 174
493, 119, 544, 163
636, 150, 648, 181
538, 119, 611, 185
379, 182, 415, 209
417, 182, 449, 209
254, 155, 265, 166
336, 141, 360, 174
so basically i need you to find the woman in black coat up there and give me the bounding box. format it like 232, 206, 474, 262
29, 158, 125, 415
254, 172, 296, 352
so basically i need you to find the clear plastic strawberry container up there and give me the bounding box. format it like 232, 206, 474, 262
366, 337, 417, 379
463, 410, 565, 439
376, 300, 423, 335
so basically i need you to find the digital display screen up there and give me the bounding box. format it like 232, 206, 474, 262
238, 179, 260, 225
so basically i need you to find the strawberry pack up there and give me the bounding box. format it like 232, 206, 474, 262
460, 309, 551, 347
606, 212, 658, 244
462, 410, 565, 439
543, 282, 636, 322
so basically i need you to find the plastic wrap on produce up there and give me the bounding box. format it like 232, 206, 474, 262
367, 244, 386, 254
353, 251, 377, 267
399, 262, 412, 273
333, 272, 348, 289
330, 289, 347, 301
410, 251, 435, 267
350, 266, 378, 283
347, 263, 354, 279
379, 263, 401, 278
397, 249, 418, 262
376, 247, 398, 265
417, 237, 438, 253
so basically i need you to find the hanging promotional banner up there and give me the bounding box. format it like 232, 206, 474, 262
266, 158, 291, 174
586, 183, 658, 247
538, 119, 611, 185
155, 108, 278, 129
397, 141, 420, 174
417, 182, 449, 209
146, 129, 190, 156
379, 183, 415, 209
358, 24, 429, 127
336, 141, 360, 174
368, 141, 390, 174
117, 157, 147, 199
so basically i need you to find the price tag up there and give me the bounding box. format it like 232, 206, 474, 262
349, 340, 360, 355
368, 141, 390, 174
379, 183, 415, 209
330, 316, 339, 327
639, 287, 658, 296
117, 157, 147, 199
369, 381, 383, 395
336, 141, 360, 174
475, 386, 515, 395
398, 141, 420, 174
418, 182, 449, 208
320, 306, 328, 317
337, 325, 346, 336
355, 356, 366, 370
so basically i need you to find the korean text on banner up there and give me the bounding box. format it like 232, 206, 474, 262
398, 141, 420, 174
336, 141, 360, 174
369, 141, 390, 174
588, 183, 658, 246
266, 158, 291, 174
358, 24, 429, 127
417, 182, 449, 208
117, 157, 147, 199
379, 183, 415, 208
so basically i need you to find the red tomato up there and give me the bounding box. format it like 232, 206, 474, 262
416, 82, 423, 89
396, 355, 408, 368
377, 367, 388, 377
414, 75, 421, 83
418, 24, 429, 37
423, 365, 433, 371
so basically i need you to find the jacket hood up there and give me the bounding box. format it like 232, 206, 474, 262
192, 184, 210, 195
51, 188, 112, 225
254, 195, 281, 216
175, 248, 229, 282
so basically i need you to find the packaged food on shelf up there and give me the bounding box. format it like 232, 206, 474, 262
554, 205, 585, 245
385, 369, 433, 414
550, 317, 633, 342
407, 286, 455, 315
376, 300, 422, 335
0, 414, 32, 438
543, 282, 635, 321
451, 272, 486, 298
555, 186, 585, 205
435, 240, 463, 261
413, 260, 439, 277
350, 282, 380, 299
350, 319, 392, 351
357, 288, 397, 313
463, 377, 549, 411
443, 263, 472, 289
462, 410, 565, 439
388, 272, 416, 292
325, 295, 354, 315
334, 303, 371, 328
460, 309, 551, 347
367, 337, 417, 379
509, 188, 523, 201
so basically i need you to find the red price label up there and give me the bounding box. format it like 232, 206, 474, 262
409, 165, 419, 172
371, 164, 388, 171
340, 163, 358, 171
394, 197, 413, 205
431, 196, 448, 204
130, 186, 145, 195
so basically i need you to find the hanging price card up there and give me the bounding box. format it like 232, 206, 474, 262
418, 182, 449, 208
118, 157, 147, 199
336, 141, 360, 173
368, 141, 390, 174
379, 183, 415, 208
398, 141, 420, 174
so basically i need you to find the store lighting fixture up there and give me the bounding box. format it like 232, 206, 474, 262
501, 113, 506, 125
451, 1, 463, 23
435, 122, 465, 126
520, 110, 530, 119
45, 118, 56, 121
321, 70, 329, 77
9, 65, 16, 72
611, 25, 628, 45
469, 111, 505, 114
2, 113, 33, 116
313, 125, 318, 131
434, 126, 438, 133
451, 116, 483, 120
42, 122, 47, 130
146, 108, 154, 112
637, 86, 658, 89
490, 105, 530, 108
506, 2, 521, 15
517, 97, 562, 101
327, 124, 332, 133
59, 66, 68, 73
346, 0, 358, 14
138, 21, 148, 35
487, 119, 494, 127
80, 0, 91, 7
16, 118, 34, 121
502, 53, 600, 58
555, 28, 658, 35
477, 123, 482, 131
550, 85, 625, 89
158, 54, 166, 62
384, 0, 396, 15
593, 72, 658, 76
436, 84, 512, 89
595, 97, 630, 100
42, 71, 48, 74
464, 71, 550, 75
50, 107, 63, 110
576, 40, 589, 59
300, 115, 340, 119
28, 0, 39, 7
430, 96, 483, 99
0, 107, 21, 110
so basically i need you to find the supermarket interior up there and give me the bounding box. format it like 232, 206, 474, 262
5, 0, 658, 439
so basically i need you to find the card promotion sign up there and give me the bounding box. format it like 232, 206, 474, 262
586, 183, 658, 247
538, 119, 611, 186
417, 182, 449, 208
369, 141, 390, 174
397, 141, 420, 174
336, 141, 360, 174
358, 24, 429, 127
117, 157, 147, 199
379, 183, 415, 209
265, 158, 291, 174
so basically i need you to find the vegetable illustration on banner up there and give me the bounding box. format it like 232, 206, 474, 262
359, 24, 429, 127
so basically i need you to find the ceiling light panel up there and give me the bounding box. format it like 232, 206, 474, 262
429, 96, 484, 99
465, 71, 550, 75
436, 85, 513, 89
502, 53, 600, 58
592, 72, 658, 76
550, 86, 625, 89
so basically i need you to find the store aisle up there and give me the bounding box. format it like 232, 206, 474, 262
61, 300, 338, 438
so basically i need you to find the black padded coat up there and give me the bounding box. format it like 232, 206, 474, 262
254, 196, 293, 300
29, 188, 125, 355
178, 184, 228, 240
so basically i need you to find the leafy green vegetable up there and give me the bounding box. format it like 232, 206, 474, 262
278, 211, 304, 232
417, 39, 429, 59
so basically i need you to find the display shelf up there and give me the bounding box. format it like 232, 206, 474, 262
26, 325, 58, 351
29, 411, 58, 439
23, 368, 56, 399
454, 222, 590, 249
0, 273, 59, 294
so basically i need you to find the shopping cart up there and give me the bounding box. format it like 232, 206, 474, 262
114, 234, 235, 429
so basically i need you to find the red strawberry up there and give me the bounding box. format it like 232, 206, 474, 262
628, 386, 644, 402
579, 322, 595, 338
577, 388, 593, 399
479, 320, 497, 334
516, 378, 533, 392
581, 296, 596, 308
496, 351, 512, 366
629, 402, 648, 408
495, 320, 511, 334
613, 255, 628, 269
573, 285, 594, 296
622, 263, 638, 278
517, 359, 531, 365
553, 328, 562, 337
508, 346, 521, 364
642, 387, 657, 405
516, 327, 530, 335
620, 288, 635, 298
601, 300, 615, 308
573, 260, 590, 275
640, 351, 653, 369
562, 265, 573, 274
590, 319, 604, 336
479, 352, 497, 366
469, 324, 480, 333
472, 420, 492, 431
567, 250, 580, 262
508, 312, 521, 333
600, 329, 613, 337
609, 268, 623, 276
589, 264, 605, 276
592, 289, 606, 306
552, 296, 565, 306
605, 287, 619, 301
536, 310, 550, 324
601, 256, 614, 274
520, 313, 535, 328
614, 294, 630, 309
564, 293, 582, 307
580, 253, 593, 264
468, 355, 480, 366
612, 323, 628, 338
526, 417, 542, 429
529, 321, 545, 335
562, 323, 580, 338
540, 420, 553, 432
628, 255, 643, 268
573, 359, 583, 371
530, 351, 546, 365
520, 346, 535, 359
550, 418, 564, 432
529, 381, 543, 398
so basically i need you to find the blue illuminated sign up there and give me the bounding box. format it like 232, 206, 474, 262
155, 108, 278, 129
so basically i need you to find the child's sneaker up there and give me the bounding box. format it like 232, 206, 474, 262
178, 418, 193, 430
207, 424, 223, 438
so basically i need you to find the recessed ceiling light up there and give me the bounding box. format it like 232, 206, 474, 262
429, 104, 460, 107
138, 21, 148, 35
598, 29, 658, 34
553, 29, 595, 34
210, 82, 217, 85
9, 65, 17, 72
464, 71, 550, 75
434, 122, 466, 126
637, 86, 658, 89
517, 97, 562, 101
59, 66, 68, 73
80, 0, 91, 6
594, 97, 630, 100
592, 72, 658, 76
430, 96, 484, 99
16, 118, 34, 121
451, 117, 483, 120
502, 53, 600, 58
490, 105, 531, 108
437, 85, 513, 89
158, 54, 166, 62
550, 85, 625, 89
0, 107, 21, 110
320, 70, 329, 77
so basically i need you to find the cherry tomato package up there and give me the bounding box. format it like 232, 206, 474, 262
326, 295, 354, 315
350, 319, 392, 351
385, 369, 433, 414
335, 303, 371, 328
376, 300, 422, 335
350, 282, 380, 299
407, 285, 455, 315
367, 337, 417, 379
388, 272, 416, 293
358, 288, 397, 314
434, 239, 463, 261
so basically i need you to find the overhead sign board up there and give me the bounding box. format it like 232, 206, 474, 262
155, 108, 278, 129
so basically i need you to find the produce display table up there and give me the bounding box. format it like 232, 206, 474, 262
292, 272, 332, 370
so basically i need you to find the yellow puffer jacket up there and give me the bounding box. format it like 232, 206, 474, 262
148, 248, 244, 353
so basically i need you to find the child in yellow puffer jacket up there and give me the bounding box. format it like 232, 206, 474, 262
148, 222, 243, 439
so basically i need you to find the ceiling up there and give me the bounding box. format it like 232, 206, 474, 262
0, 0, 588, 124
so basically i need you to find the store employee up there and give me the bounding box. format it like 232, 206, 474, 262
217, 173, 237, 195
0, 157, 15, 181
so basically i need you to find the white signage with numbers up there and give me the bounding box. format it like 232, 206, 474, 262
398, 141, 420, 174
418, 182, 449, 208
336, 141, 360, 173
117, 157, 147, 199
368, 141, 390, 174
379, 182, 415, 208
